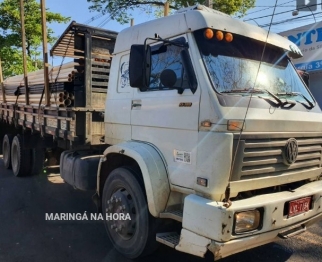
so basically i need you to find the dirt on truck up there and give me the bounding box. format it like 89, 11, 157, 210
1, 4, 322, 261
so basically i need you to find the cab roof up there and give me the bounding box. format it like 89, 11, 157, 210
114, 5, 302, 59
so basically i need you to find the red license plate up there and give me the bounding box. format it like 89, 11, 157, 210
288, 197, 311, 217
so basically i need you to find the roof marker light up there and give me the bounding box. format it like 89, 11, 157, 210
216, 30, 224, 41
225, 33, 233, 42
204, 28, 214, 39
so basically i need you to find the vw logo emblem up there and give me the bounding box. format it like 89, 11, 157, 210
283, 138, 298, 165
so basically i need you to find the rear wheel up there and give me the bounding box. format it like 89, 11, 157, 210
2, 134, 13, 169
11, 135, 31, 177
102, 167, 159, 259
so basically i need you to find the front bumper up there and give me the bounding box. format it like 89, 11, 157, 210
176, 179, 322, 259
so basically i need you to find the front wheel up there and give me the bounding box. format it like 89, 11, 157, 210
102, 167, 158, 259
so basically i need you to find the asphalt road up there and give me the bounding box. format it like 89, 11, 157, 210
0, 156, 322, 262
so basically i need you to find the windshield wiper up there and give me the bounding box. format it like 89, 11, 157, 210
221, 88, 269, 94
276, 92, 315, 109
257, 89, 284, 107
221, 89, 284, 107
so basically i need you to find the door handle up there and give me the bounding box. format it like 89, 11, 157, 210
132, 100, 142, 109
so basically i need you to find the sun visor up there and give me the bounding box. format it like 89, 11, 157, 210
287, 43, 303, 59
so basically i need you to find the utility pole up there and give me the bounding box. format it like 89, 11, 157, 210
164, 1, 170, 16
0, 58, 6, 103
130, 18, 134, 27
20, 0, 30, 105
205, 0, 213, 8
40, 0, 50, 106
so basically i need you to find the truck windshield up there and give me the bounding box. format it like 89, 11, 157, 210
193, 29, 314, 105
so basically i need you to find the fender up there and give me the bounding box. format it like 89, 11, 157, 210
97, 141, 170, 217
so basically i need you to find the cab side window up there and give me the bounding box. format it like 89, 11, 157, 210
148, 38, 190, 91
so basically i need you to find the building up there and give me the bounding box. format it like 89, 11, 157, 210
280, 21, 322, 106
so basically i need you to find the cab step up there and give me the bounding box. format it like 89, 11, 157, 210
160, 210, 183, 222
156, 232, 180, 248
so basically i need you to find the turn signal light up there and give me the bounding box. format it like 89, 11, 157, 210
201, 120, 212, 127
227, 120, 245, 131
197, 177, 208, 187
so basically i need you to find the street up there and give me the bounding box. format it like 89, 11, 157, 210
0, 156, 321, 262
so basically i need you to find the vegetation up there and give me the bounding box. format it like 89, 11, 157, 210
87, 0, 255, 24
0, 0, 69, 78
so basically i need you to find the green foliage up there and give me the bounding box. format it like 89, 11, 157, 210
0, 0, 70, 78
86, 0, 255, 24
0, 47, 40, 78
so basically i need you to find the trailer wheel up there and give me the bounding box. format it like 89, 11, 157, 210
30, 148, 45, 175
11, 135, 31, 177
102, 167, 159, 259
2, 134, 13, 169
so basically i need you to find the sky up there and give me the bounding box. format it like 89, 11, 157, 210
44, 0, 158, 65
241, 0, 322, 32
44, 0, 322, 34
45, 0, 157, 39
41, 0, 322, 64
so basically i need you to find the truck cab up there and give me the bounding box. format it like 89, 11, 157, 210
97, 5, 322, 260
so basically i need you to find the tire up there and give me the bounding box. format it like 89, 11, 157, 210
102, 167, 159, 259
11, 135, 31, 177
30, 148, 45, 175
2, 134, 13, 169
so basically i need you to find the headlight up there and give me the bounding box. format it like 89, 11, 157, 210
234, 209, 261, 234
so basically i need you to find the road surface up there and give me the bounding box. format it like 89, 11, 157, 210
0, 156, 321, 262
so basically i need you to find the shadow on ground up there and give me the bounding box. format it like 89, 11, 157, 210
1, 156, 321, 262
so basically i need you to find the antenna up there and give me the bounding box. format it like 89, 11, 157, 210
223, 0, 279, 208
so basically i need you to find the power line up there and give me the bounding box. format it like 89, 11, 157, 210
83, 13, 104, 25
244, 0, 295, 16
245, 3, 320, 22
258, 11, 322, 28
97, 15, 112, 28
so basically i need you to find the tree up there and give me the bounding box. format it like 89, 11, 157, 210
86, 0, 255, 24
0, 0, 70, 78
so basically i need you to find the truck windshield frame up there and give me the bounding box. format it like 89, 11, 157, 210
193, 29, 315, 105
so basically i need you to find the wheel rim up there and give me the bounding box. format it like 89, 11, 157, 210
105, 187, 137, 240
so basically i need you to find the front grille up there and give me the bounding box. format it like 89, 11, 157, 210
231, 135, 322, 181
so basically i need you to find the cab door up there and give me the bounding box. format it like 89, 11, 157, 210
105, 53, 133, 144
130, 36, 200, 189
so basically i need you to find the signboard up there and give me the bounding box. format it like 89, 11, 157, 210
296, 0, 317, 11
279, 21, 322, 71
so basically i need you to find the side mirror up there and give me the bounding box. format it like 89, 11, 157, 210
180, 49, 197, 94
129, 44, 151, 91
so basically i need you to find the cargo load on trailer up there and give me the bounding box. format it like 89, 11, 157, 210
0, 21, 117, 147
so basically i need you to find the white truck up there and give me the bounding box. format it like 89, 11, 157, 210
1, 4, 322, 260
